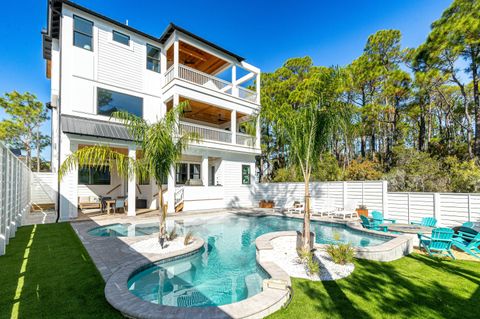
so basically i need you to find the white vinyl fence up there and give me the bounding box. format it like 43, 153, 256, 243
255, 181, 479, 227
31, 172, 57, 205
0, 143, 31, 255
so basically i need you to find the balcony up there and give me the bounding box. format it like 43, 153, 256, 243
163, 40, 260, 104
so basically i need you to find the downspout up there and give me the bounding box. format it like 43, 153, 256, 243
54, 1, 63, 223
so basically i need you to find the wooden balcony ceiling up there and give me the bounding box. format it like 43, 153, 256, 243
167, 41, 229, 74
168, 99, 245, 125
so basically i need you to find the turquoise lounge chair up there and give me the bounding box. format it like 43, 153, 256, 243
411, 217, 437, 227
360, 215, 388, 232
452, 231, 480, 259
371, 211, 396, 224
418, 228, 455, 259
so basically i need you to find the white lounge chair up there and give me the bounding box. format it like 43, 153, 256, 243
312, 198, 337, 217
333, 200, 359, 219
285, 200, 304, 214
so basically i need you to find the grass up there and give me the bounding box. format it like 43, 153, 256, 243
0, 223, 122, 319
267, 254, 480, 319
1, 223, 478, 319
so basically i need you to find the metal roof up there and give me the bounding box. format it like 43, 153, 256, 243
61, 115, 135, 142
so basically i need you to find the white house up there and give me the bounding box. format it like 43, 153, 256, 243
42, 0, 261, 219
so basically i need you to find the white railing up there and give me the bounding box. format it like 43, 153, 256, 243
238, 86, 258, 103
236, 133, 255, 147
164, 65, 175, 85
178, 64, 231, 91
164, 64, 257, 103
174, 187, 184, 207
180, 121, 232, 143
0, 143, 31, 255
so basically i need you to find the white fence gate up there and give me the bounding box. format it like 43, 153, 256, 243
31, 172, 57, 205
0, 143, 31, 255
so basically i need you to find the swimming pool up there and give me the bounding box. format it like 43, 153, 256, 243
126, 214, 388, 307
88, 223, 159, 237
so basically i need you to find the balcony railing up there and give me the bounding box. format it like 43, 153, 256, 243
180, 121, 232, 144
165, 64, 258, 103
236, 133, 255, 147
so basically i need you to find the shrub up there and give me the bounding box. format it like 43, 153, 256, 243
444, 156, 480, 192
344, 159, 382, 181
326, 244, 355, 265
167, 226, 178, 241
184, 231, 193, 245
306, 254, 320, 275
313, 152, 342, 181
297, 247, 311, 261
273, 166, 302, 183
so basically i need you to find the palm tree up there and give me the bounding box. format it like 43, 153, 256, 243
59, 102, 196, 246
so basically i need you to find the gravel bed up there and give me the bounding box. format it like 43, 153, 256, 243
269, 236, 354, 281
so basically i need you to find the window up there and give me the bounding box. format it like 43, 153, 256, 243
146, 44, 161, 73
138, 174, 150, 185
78, 166, 111, 185
242, 165, 251, 185
73, 15, 93, 51
112, 30, 130, 46
176, 163, 188, 185
190, 164, 201, 180
97, 88, 143, 117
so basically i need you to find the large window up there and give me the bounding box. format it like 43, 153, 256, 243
112, 30, 130, 46
78, 166, 111, 185
97, 88, 143, 117
242, 165, 251, 185
146, 44, 161, 73
73, 15, 93, 51
176, 163, 201, 184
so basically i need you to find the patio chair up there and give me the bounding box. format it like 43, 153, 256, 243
312, 198, 337, 217
333, 200, 359, 219
371, 211, 396, 224
452, 231, 480, 259
411, 217, 437, 227
360, 215, 388, 232
418, 227, 455, 259
113, 199, 126, 215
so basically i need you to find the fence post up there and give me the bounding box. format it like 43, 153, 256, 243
434, 193, 441, 225
407, 193, 410, 223
467, 194, 471, 222
0, 148, 4, 255
382, 181, 388, 218
343, 182, 347, 210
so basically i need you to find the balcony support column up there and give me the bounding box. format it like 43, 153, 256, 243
201, 155, 209, 187
127, 146, 136, 217
173, 34, 179, 78
231, 110, 237, 144
231, 65, 238, 97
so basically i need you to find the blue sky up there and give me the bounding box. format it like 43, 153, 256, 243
0, 0, 451, 160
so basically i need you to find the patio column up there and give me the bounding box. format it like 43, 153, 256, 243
127, 146, 136, 216
231, 65, 238, 97
167, 164, 175, 213
231, 110, 237, 144
201, 155, 208, 187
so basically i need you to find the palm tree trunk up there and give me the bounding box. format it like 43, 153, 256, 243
158, 186, 166, 247
303, 174, 311, 250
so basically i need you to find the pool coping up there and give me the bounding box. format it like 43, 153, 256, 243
104, 234, 291, 319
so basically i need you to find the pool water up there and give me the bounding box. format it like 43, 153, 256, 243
127, 215, 388, 307
88, 223, 159, 237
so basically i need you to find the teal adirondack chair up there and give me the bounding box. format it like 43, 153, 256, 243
418, 228, 455, 259
371, 211, 396, 224
411, 217, 437, 227
360, 215, 388, 232
452, 231, 480, 259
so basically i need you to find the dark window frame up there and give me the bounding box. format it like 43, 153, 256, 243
78, 165, 111, 185
96, 87, 143, 118
176, 163, 189, 185
241, 165, 251, 185
189, 164, 201, 180
112, 30, 130, 46
73, 15, 93, 51
146, 44, 161, 73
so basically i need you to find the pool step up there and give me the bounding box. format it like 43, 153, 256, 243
245, 273, 263, 297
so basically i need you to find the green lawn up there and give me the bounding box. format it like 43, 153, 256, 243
1, 223, 478, 319
0, 223, 122, 319
268, 255, 480, 319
